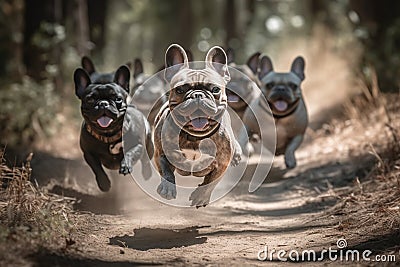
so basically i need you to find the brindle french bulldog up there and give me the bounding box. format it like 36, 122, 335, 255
239, 56, 308, 169
74, 65, 153, 191
153, 44, 241, 207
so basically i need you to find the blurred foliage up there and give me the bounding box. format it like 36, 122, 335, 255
32, 22, 66, 50
359, 17, 400, 92
0, 77, 59, 146
0, 0, 399, 148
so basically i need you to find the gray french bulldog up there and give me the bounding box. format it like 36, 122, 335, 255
130, 58, 168, 126
226, 48, 261, 119
239, 55, 308, 169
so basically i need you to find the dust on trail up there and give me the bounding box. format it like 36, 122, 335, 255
28, 35, 398, 266
29, 108, 393, 266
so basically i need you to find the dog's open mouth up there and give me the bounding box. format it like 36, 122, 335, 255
273, 100, 288, 112
97, 116, 113, 128
189, 117, 210, 130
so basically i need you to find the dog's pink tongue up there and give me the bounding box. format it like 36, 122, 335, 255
227, 94, 240, 102
274, 100, 288, 111
97, 116, 113, 128
191, 118, 208, 130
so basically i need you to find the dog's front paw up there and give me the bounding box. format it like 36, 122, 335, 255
284, 152, 297, 169
157, 178, 177, 200
96, 174, 111, 192
119, 160, 133, 175
189, 186, 212, 208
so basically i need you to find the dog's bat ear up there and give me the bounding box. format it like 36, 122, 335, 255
114, 65, 130, 92
81, 56, 95, 75
74, 68, 91, 99
133, 58, 144, 78
226, 47, 235, 65
291, 56, 305, 81
206, 46, 230, 82
164, 44, 189, 83
247, 52, 261, 75
258, 56, 274, 80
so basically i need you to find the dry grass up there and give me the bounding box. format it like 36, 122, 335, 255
324, 82, 400, 234
0, 149, 77, 265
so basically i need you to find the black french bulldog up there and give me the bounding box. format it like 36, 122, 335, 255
81, 56, 133, 84
74, 65, 153, 191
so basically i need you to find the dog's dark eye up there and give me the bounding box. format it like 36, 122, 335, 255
211, 86, 221, 94
175, 87, 185, 94
115, 96, 123, 103
288, 83, 298, 90
265, 82, 275, 90
86, 97, 95, 104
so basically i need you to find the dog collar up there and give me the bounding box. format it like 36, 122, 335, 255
85, 123, 122, 144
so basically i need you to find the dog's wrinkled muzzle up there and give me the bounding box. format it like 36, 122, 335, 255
175, 91, 219, 117
171, 90, 226, 135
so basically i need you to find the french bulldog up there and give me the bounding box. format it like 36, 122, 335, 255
226, 48, 261, 119
73, 65, 153, 191
131, 58, 168, 126
153, 44, 241, 207
239, 56, 308, 169
81, 56, 115, 84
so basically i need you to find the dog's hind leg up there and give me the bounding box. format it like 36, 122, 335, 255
84, 152, 111, 192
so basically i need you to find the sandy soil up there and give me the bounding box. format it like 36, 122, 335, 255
2, 84, 399, 266
19, 97, 398, 267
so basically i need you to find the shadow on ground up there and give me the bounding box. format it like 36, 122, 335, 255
50, 185, 123, 215
109, 226, 209, 251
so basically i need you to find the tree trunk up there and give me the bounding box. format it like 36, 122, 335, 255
8, 0, 25, 81
224, 0, 238, 48
178, 0, 193, 49
76, 0, 90, 56
87, 0, 107, 54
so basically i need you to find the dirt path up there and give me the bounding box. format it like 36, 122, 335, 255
25, 106, 400, 267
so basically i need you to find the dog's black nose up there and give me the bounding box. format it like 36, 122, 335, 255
275, 86, 286, 92
191, 91, 205, 99
98, 100, 109, 109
